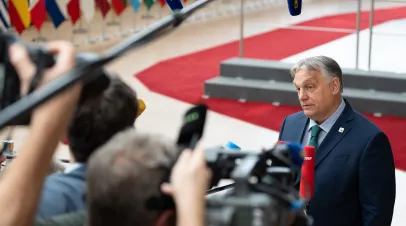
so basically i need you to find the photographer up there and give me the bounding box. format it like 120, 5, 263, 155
85, 129, 308, 226
36, 74, 139, 218
0, 41, 82, 225
86, 129, 211, 226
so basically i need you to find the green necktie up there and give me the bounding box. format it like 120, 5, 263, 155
308, 125, 322, 148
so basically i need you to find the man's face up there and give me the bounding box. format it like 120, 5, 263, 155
293, 69, 339, 122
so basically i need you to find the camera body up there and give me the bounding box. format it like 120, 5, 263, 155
207, 192, 276, 226
0, 32, 110, 126
205, 143, 312, 226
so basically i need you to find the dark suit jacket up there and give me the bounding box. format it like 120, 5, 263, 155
36, 164, 87, 219
278, 100, 396, 226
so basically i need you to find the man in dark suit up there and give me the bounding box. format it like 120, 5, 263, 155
278, 56, 396, 226
36, 75, 140, 218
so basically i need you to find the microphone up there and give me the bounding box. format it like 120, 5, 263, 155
223, 141, 241, 150
166, 0, 183, 11
271, 142, 304, 171
287, 0, 302, 16
286, 142, 304, 168
176, 103, 208, 149
136, 98, 146, 118
299, 146, 315, 200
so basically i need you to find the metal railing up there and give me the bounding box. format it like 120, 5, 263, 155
233, 0, 406, 71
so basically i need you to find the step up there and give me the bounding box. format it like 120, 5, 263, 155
220, 58, 293, 81
220, 58, 406, 93
204, 77, 406, 117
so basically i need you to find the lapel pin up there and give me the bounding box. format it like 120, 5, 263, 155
338, 127, 344, 133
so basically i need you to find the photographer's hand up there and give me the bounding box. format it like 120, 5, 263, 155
161, 146, 212, 226
0, 41, 82, 226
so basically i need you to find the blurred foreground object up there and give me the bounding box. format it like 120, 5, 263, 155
137, 98, 146, 118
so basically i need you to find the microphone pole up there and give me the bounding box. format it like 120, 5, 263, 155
0, 0, 214, 129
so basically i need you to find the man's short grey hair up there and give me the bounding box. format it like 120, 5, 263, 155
290, 56, 344, 93
87, 129, 179, 226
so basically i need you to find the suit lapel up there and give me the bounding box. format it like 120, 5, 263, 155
292, 113, 309, 188
315, 103, 354, 168
292, 112, 309, 143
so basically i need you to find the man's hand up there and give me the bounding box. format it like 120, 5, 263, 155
9, 41, 77, 95
161, 146, 212, 201
161, 145, 211, 226
9, 41, 81, 128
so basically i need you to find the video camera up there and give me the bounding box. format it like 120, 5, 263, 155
175, 103, 312, 226
0, 32, 110, 126
205, 144, 312, 226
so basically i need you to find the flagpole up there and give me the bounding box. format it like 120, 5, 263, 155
108, 13, 120, 26
159, 7, 162, 19
74, 18, 88, 34
142, 11, 154, 28
101, 19, 110, 41
34, 29, 47, 42
132, 9, 138, 33
83, 2, 97, 44
100, 1, 110, 41
72, 18, 85, 47
71, 25, 77, 46
85, 21, 97, 44
117, 15, 126, 37
55, 27, 59, 40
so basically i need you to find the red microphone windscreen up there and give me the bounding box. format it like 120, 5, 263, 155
61, 136, 69, 145
299, 146, 315, 200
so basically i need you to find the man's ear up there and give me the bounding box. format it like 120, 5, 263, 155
331, 77, 341, 94
154, 209, 176, 226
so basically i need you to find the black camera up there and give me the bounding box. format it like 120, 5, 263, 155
0, 32, 110, 126
205, 143, 313, 226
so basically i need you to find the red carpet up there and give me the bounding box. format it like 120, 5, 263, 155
136, 7, 406, 170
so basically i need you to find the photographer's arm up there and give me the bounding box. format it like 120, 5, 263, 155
0, 42, 82, 226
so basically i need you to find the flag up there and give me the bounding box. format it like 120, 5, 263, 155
158, 0, 165, 8
165, 0, 183, 11
0, 0, 10, 30
166, 0, 183, 11
80, 0, 95, 24
8, 0, 31, 34
110, 0, 126, 16
46, 0, 66, 28
95, 0, 110, 18
143, 0, 153, 10
56, 0, 69, 18
129, 0, 140, 12
67, 0, 80, 25
144, 0, 154, 10
30, 0, 46, 31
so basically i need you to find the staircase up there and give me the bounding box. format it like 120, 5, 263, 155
204, 58, 406, 117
